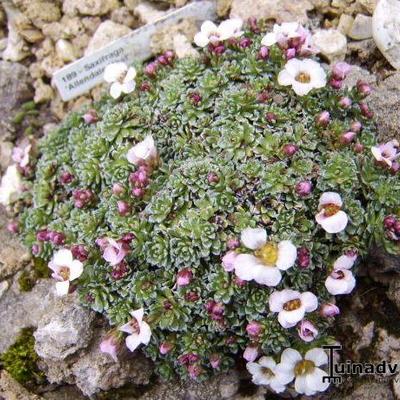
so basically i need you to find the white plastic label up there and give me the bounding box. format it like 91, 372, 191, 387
52, 1, 216, 101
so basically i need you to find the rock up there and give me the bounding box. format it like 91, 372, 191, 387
85, 20, 132, 56
71, 336, 152, 396
34, 293, 96, 361
349, 14, 373, 40
373, 0, 400, 70
40, 53, 65, 78
41, 385, 87, 400
0, 279, 56, 353
230, 0, 313, 24
0, 214, 30, 280
172, 34, 199, 59
354, 321, 375, 352
357, 0, 378, 14
63, 0, 120, 17
2, 3, 30, 62
337, 14, 354, 35
217, 0, 232, 17
367, 73, 400, 142
23, 1, 61, 29
0, 61, 32, 139
347, 38, 378, 62
134, 1, 168, 25
387, 278, 400, 310
151, 18, 198, 55
0, 280, 9, 299
140, 373, 240, 400
338, 382, 394, 400
312, 29, 347, 62
343, 64, 376, 88
0, 140, 13, 171
55, 39, 76, 63
111, 7, 138, 28
0, 370, 43, 400
33, 79, 54, 104
124, 0, 140, 11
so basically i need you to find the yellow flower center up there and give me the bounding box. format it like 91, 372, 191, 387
255, 242, 278, 266
283, 298, 301, 311
323, 203, 341, 217
59, 267, 70, 281
295, 72, 311, 83
294, 359, 315, 376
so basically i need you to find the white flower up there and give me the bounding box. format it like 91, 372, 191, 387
194, 18, 243, 47
333, 253, 357, 270
126, 135, 158, 166
232, 227, 297, 287
278, 58, 326, 96
48, 249, 84, 296
12, 138, 32, 168
104, 62, 136, 99
261, 22, 300, 46
0, 164, 23, 206
119, 308, 152, 352
325, 269, 356, 295
247, 356, 292, 393
269, 289, 318, 328
371, 139, 399, 167
275, 348, 330, 396
315, 192, 349, 234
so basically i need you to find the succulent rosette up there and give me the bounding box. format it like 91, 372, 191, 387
4, 17, 398, 394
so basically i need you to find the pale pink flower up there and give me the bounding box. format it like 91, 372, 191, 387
315, 192, 348, 234
102, 238, 129, 266
126, 136, 158, 167
298, 320, 318, 342
119, 308, 152, 352
371, 139, 400, 168
222, 251, 237, 272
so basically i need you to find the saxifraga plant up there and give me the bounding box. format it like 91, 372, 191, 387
1, 18, 399, 396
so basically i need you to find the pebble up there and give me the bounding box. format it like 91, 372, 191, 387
349, 14, 373, 40
312, 29, 347, 62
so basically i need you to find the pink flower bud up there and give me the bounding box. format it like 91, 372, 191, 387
351, 121, 362, 133
159, 342, 174, 355
144, 62, 157, 77
52, 232, 66, 245
257, 46, 269, 60
234, 277, 246, 287
394, 220, 400, 234
185, 291, 199, 302
239, 37, 252, 48
285, 48, 296, 60
188, 364, 202, 379
83, 109, 98, 124
32, 244, 40, 255
246, 321, 262, 337
132, 187, 145, 198
112, 183, 124, 196
59, 171, 74, 185
340, 131, 357, 144
243, 345, 259, 362
177, 268, 193, 287
332, 62, 351, 80
329, 78, 343, 90
7, 221, 19, 234
359, 103, 374, 118
320, 303, 340, 318
339, 97, 352, 109
117, 200, 131, 216
266, 112, 277, 123
282, 143, 299, 157
207, 172, 219, 183
391, 162, 400, 175
36, 229, 50, 241
354, 142, 364, 153
210, 302, 224, 321
111, 261, 129, 280
222, 251, 237, 272
257, 90, 270, 103
71, 244, 88, 262
209, 354, 221, 369
295, 181, 312, 197
140, 82, 151, 92
248, 17, 260, 33
189, 92, 202, 106
297, 247, 310, 269
227, 237, 240, 250
121, 232, 135, 243
316, 111, 330, 127
298, 320, 318, 342
157, 54, 169, 65
384, 215, 396, 229
357, 80, 372, 97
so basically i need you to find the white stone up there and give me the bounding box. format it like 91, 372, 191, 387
349, 14, 373, 39
312, 29, 347, 62
173, 33, 199, 58
337, 14, 354, 35
85, 21, 132, 56
134, 1, 167, 25
56, 39, 76, 62
63, 0, 119, 16
357, 0, 378, 14
373, 0, 400, 70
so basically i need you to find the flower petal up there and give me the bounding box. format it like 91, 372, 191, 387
126, 333, 141, 352
278, 307, 305, 328
254, 266, 282, 286
55, 280, 70, 296
305, 348, 328, 367
276, 240, 297, 270
261, 32, 277, 46
318, 192, 343, 208
131, 308, 144, 324
280, 348, 302, 368
104, 62, 127, 83
124, 67, 137, 82
241, 228, 267, 250
234, 254, 261, 281
333, 254, 356, 270
194, 32, 210, 47
121, 80, 136, 94
294, 375, 308, 395
139, 321, 152, 345
110, 82, 123, 99
300, 292, 318, 312
69, 260, 83, 281
258, 356, 276, 369
53, 249, 73, 267
316, 210, 348, 234
277, 70, 293, 86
